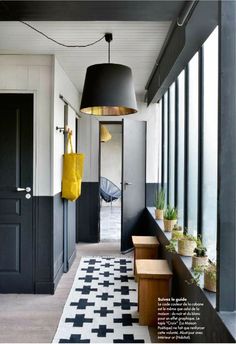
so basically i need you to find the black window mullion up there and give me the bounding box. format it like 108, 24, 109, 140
198, 48, 204, 237
167, 89, 170, 205
161, 98, 165, 189
184, 66, 189, 229
174, 80, 179, 208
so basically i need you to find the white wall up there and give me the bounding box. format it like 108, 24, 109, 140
101, 130, 122, 187
0, 55, 80, 196
52, 57, 80, 195
0, 55, 53, 196
77, 114, 99, 182
78, 100, 160, 184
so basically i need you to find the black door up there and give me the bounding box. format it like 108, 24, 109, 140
121, 119, 146, 253
0, 94, 34, 293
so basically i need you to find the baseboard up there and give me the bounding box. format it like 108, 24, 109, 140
68, 249, 76, 270
53, 262, 64, 290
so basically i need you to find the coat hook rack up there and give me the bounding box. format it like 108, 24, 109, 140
56, 126, 72, 134
56, 126, 65, 133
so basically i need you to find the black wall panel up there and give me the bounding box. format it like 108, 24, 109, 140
34, 196, 53, 294
53, 193, 64, 283
76, 182, 100, 243
34, 193, 66, 294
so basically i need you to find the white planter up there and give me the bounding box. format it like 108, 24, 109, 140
178, 239, 196, 256
192, 255, 208, 269
163, 219, 177, 232
204, 269, 216, 293
155, 209, 164, 220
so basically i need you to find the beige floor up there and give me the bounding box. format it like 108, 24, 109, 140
0, 242, 157, 343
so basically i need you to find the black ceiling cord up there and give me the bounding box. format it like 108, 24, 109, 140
20, 21, 106, 48
0, 0, 107, 48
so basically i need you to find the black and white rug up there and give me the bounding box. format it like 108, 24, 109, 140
53, 257, 151, 343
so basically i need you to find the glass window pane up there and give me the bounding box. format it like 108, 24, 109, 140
177, 70, 185, 227
187, 53, 199, 236
202, 28, 218, 260
168, 83, 176, 206
163, 92, 168, 203
158, 99, 162, 186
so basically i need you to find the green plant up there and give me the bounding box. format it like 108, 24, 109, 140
181, 227, 197, 242
165, 239, 177, 253
194, 236, 207, 257
155, 189, 165, 210
173, 224, 182, 232
186, 265, 204, 286
205, 262, 217, 281
182, 233, 197, 242
164, 205, 178, 220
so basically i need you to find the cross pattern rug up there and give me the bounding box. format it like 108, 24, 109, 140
53, 257, 151, 343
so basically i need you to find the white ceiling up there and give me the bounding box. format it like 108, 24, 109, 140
0, 21, 171, 97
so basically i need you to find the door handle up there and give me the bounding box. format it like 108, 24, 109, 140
124, 182, 132, 190
16, 187, 31, 192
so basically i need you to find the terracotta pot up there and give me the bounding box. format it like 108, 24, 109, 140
172, 229, 183, 240
192, 255, 208, 269
204, 270, 216, 292
155, 209, 164, 220
163, 219, 177, 232
178, 239, 196, 256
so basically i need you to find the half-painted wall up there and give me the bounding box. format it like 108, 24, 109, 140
52, 57, 80, 287
0, 55, 80, 293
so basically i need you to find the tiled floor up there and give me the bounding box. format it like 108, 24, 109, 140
100, 206, 121, 242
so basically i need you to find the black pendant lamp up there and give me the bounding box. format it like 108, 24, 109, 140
80, 33, 137, 116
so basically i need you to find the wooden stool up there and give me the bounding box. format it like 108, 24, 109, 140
136, 259, 172, 326
132, 236, 159, 281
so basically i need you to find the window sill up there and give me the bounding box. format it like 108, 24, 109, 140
147, 207, 236, 341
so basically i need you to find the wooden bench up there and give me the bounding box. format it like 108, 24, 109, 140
132, 236, 159, 281
136, 259, 172, 326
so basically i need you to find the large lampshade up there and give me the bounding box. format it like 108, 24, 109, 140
80, 63, 137, 116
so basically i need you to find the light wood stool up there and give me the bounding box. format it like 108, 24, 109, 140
132, 236, 159, 281
136, 259, 172, 326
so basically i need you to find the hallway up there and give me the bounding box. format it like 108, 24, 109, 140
100, 206, 121, 242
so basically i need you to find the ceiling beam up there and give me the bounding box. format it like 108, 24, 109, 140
0, 1, 185, 21
146, 0, 218, 104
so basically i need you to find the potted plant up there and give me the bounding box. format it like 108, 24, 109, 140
186, 265, 204, 287
171, 224, 184, 240
178, 229, 197, 256
154, 189, 165, 220
165, 239, 177, 253
163, 205, 178, 232
192, 236, 208, 269
204, 262, 216, 293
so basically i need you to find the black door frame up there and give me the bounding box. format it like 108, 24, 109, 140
98, 121, 123, 246
0, 91, 35, 293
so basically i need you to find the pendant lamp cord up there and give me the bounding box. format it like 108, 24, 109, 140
108, 40, 111, 63
19, 21, 106, 48
105, 33, 113, 63
0, 0, 113, 50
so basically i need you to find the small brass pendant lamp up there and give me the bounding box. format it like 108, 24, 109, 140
100, 125, 112, 142
80, 33, 137, 116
